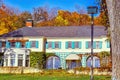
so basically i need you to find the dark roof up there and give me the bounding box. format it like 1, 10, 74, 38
1, 26, 107, 38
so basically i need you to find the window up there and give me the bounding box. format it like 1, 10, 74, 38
31, 41, 36, 48
2, 41, 6, 47
75, 41, 82, 49
68, 41, 72, 48
47, 41, 61, 49
11, 42, 15, 48
26, 55, 29, 67
10, 54, 15, 66
55, 42, 61, 49
66, 41, 74, 49
96, 41, 102, 49
86, 41, 91, 49
48, 42, 52, 49
4, 54, 8, 66
55, 42, 59, 48
18, 54, 23, 66
86, 41, 102, 49
66, 41, 82, 49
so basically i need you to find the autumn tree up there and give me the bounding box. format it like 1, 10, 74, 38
33, 7, 48, 23
18, 11, 32, 27
0, 4, 20, 35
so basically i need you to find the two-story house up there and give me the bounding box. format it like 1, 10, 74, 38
0, 20, 110, 69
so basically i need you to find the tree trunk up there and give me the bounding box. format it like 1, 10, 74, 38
106, 0, 120, 80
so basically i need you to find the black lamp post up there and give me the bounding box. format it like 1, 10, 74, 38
87, 6, 98, 80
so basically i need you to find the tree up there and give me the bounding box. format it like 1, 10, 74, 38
0, 5, 20, 34
98, 51, 111, 67
106, 0, 120, 80
18, 11, 32, 27
33, 7, 48, 23
30, 52, 46, 69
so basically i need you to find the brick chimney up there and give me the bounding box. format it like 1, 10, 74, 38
26, 19, 33, 27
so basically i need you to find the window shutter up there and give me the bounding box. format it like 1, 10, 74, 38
99, 41, 102, 49
0, 42, 1, 48
29, 41, 31, 48
15, 42, 18, 48
25, 41, 31, 48
107, 41, 110, 48
71, 41, 75, 49
36, 41, 39, 48
46, 43, 48, 49
6, 41, 10, 48
65, 42, 68, 49
52, 42, 55, 49
15, 42, 21, 48
85, 41, 88, 49
79, 41, 82, 49
93, 41, 96, 49
59, 42, 61, 49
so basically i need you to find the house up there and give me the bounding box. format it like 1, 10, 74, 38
0, 20, 110, 69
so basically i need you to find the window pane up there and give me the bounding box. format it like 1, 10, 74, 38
31, 41, 36, 48
11, 59, 15, 66
48, 42, 52, 48
75, 42, 79, 48
55, 42, 59, 48
18, 54, 23, 59
68, 41, 72, 48
88, 41, 91, 48
25, 60, 29, 67
10, 54, 15, 59
18, 60, 23, 66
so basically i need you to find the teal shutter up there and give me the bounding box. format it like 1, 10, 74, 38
85, 41, 88, 49
65, 42, 68, 49
46, 42, 48, 49
36, 41, 39, 48
107, 41, 110, 48
93, 41, 96, 49
59, 42, 61, 49
25, 41, 31, 48
28, 41, 31, 48
15, 42, 21, 48
0, 42, 1, 47
25, 42, 28, 48
82, 56, 87, 67
52, 42, 55, 49
99, 41, 102, 49
79, 41, 82, 49
71, 41, 75, 49
6, 41, 10, 48
15, 42, 18, 48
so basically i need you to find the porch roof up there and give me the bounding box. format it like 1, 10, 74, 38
66, 54, 81, 60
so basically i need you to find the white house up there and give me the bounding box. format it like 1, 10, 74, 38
0, 21, 110, 69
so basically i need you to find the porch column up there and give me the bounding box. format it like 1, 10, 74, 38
23, 54, 26, 67
8, 54, 11, 66
82, 55, 87, 67
15, 54, 18, 66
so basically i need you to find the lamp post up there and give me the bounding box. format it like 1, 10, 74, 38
87, 6, 98, 80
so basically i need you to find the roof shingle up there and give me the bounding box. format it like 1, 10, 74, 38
1, 26, 107, 38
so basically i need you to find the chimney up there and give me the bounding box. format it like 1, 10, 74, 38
26, 19, 33, 27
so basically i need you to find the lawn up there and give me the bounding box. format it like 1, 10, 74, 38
0, 74, 111, 80
0, 70, 111, 80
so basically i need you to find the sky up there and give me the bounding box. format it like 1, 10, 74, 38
4, 0, 98, 12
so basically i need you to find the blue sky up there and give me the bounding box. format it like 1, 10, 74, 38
5, 0, 97, 12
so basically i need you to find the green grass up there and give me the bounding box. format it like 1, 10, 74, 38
0, 70, 111, 80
